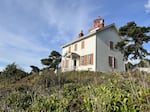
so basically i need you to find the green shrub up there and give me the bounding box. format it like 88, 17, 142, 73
0, 71, 149, 111
29, 95, 68, 112
4, 92, 32, 111
0, 63, 28, 82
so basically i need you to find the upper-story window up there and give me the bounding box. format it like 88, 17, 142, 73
68, 46, 71, 53
81, 41, 85, 49
109, 41, 114, 50
74, 44, 77, 51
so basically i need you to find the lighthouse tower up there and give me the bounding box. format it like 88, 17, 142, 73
90, 16, 104, 32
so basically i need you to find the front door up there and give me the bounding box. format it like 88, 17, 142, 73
74, 59, 77, 70
74, 59, 76, 66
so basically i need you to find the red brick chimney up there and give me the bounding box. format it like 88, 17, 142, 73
78, 30, 84, 38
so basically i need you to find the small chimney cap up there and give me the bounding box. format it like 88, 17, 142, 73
78, 30, 84, 38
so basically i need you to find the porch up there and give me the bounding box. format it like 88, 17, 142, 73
62, 52, 80, 72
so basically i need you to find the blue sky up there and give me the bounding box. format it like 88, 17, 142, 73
0, 0, 150, 72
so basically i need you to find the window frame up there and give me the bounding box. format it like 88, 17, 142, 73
81, 41, 85, 49
68, 46, 71, 53
74, 44, 77, 51
109, 41, 114, 50
65, 60, 69, 68
80, 56, 84, 65
88, 54, 93, 65
108, 56, 117, 68
108, 56, 113, 67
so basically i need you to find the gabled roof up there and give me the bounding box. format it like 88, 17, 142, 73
61, 23, 118, 48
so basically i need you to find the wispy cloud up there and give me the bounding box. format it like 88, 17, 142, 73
40, 0, 100, 42
0, 27, 50, 71
0, 29, 49, 53
0, 0, 103, 71
0, 0, 149, 72
145, 0, 150, 13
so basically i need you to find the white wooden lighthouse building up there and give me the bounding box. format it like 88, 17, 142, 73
61, 16, 125, 72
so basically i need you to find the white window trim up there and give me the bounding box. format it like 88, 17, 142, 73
108, 56, 117, 68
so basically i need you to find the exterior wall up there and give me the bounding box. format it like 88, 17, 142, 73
61, 25, 125, 72
62, 35, 96, 72
96, 27, 125, 71
77, 35, 96, 71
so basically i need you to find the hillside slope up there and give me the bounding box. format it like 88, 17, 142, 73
0, 71, 150, 112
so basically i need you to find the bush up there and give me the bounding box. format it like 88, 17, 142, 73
0, 71, 150, 111
4, 92, 32, 111
0, 63, 28, 82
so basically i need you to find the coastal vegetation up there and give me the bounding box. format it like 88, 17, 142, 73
0, 68, 150, 111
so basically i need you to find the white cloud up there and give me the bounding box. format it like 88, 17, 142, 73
0, 29, 49, 53
0, 27, 50, 72
40, 0, 101, 41
145, 0, 150, 13
0, 0, 104, 72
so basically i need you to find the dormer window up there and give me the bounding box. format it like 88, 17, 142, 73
110, 41, 114, 50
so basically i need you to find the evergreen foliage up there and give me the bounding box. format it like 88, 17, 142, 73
0, 71, 149, 111
125, 62, 134, 71
30, 65, 40, 73
0, 63, 28, 81
135, 58, 150, 67
116, 21, 150, 60
41, 50, 61, 71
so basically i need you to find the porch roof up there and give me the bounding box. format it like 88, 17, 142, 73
63, 52, 80, 58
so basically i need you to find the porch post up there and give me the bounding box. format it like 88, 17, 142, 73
70, 54, 73, 70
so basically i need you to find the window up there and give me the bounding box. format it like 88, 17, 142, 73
62, 61, 64, 67
74, 44, 77, 51
108, 56, 117, 68
110, 41, 114, 50
81, 41, 85, 49
108, 56, 113, 67
80, 56, 84, 65
84, 55, 87, 65
68, 46, 71, 53
80, 54, 93, 66
65, 60, 69, 68
88, 54, 93, 65
114, 57, 117, 68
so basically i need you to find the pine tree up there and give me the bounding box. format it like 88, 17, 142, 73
41, 50, 61, 71
116, 21, 150, 60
